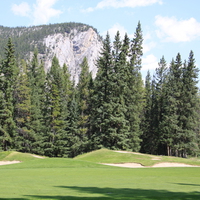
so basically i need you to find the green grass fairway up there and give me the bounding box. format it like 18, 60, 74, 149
0, 150, 200, 199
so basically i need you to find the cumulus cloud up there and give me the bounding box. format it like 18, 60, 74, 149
11, 2, 31, 17
142, 54, 159, 70
155, 15, 200, 42
84, 0, 163, 12
143, 32, 156, 53
11, 0, 62, 25
102, 23, 131, 41
33, 0, 62, 25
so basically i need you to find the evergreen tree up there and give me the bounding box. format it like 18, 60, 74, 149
90, 32, 114, 149
43, 56, 68, 157
159, 53, 183, 156
0, 38, 17, 150
180, 51, 199, 156
77, 57, 90, 136
125, 21, 144, 151
14, 60, 34, 152
76, 57, 91, 152
91, 31, 131, 150
152, 56, 169, 155
28, 49, 46, 155
66, 84, 80, 157
141, 71, 153, 153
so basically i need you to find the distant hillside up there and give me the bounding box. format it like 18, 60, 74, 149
0, 22, 102, 83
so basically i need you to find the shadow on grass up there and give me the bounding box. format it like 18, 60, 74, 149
174, 183, 200, 187
22, 186, 200, 200
0, 186, 199, 200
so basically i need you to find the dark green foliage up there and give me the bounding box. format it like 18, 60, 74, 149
43, 56, 69, 157
0, 38, 17, 150
27, 49, 46, 155
142, 52, 199, 157
14, 60, 35, 153
141, 71, 154, 153
0, 23, 199, 159
90, 27, 143, 151
75, 57, 91, 154
125, 22, 144, 151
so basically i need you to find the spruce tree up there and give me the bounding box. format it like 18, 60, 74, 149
180, 51, 199, 156
90, 32, 114, 149
159, 53, 183, 156
125, 21, 144, 151
76, 57, 91, 152
141, 71, 153, 153
153, 56, 169, 155
28, 49, 46, 155
43, 56, 68, 157
91, 31, 131, 150
14, 60, 34, 153
0, 38, 17, 150
66, 84, 80, 157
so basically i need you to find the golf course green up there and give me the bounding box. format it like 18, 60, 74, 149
0, 149, 199, 199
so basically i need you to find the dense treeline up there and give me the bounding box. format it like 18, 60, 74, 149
0, 22, 199, 157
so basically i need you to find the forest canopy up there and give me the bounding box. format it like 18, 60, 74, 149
0, 22, 199, 158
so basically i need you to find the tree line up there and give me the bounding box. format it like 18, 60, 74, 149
0, 22, 199, 158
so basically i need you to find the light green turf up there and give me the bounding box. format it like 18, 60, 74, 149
0, 150, 200, 199
75, 149, 200, 166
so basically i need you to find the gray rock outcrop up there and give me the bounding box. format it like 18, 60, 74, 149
42, 28, 102, 83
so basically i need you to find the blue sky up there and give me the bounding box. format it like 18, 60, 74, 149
1, 0, 200, 83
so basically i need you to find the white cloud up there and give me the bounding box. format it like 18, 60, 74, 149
102, 23, 136, 43
11, 0, 62, 25
143, 32, 156, 53
143, 41, 156, 53
33, 0, 62, 25
142, 54, 159, 70
155, 15, 200, 42
11, 2, 31, 17
102, 23, 130, 41
84, 0, 163, 12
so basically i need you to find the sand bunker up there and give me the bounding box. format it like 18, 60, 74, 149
0, 161, 21, 166
114, 150, 142, 155
32, 155, 44, 159
101, 162, 199, 168
152, 162, 198, 168
102, 163, 144, 168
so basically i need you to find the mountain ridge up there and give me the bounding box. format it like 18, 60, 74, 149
0, 22, 103, 83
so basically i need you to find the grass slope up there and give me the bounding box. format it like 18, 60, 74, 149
75, 149, 200, 166
0, 151, 44, 162
0, 150, 200, 199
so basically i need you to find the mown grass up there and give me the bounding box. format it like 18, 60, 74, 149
75, 149, 200, 166
0, 150, 200, 199
0, 151, 44, 162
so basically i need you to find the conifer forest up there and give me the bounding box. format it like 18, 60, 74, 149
0, 22, 199, 158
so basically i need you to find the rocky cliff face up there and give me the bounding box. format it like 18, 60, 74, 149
0, 23, 102, 84
42, 28, 102, 83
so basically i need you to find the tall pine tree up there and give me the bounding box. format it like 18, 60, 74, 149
125, 21, 144, 151
28, 49, 46, 155
0, 38, 17, 151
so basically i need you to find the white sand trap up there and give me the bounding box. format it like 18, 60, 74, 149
101, 163, 144, 168
32, 155, 45, 159
152, 162, 199, 168
114, 150, 143, 155
101, 162, 199, 168
0, 161, 21, 165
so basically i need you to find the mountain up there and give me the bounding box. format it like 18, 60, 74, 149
0, 22, 103, 83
